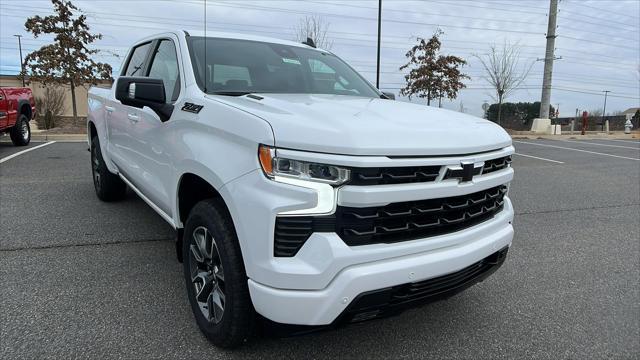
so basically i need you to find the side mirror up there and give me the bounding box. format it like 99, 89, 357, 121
381, 91, 395, 100
115, 77, 173, 122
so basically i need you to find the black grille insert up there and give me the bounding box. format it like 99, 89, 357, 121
348, 165, 441, 186
274, 185, 507, 256
336, 185, 507, 246
274, 216, 334, 257
483, 156, 512, 174
338, 247, 509, 323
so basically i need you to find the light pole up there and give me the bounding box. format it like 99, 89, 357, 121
602, 90, 610, 131
14, 34, 25, 87
376, 0, 382, 89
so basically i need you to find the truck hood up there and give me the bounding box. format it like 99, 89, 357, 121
211, 94, 511, 156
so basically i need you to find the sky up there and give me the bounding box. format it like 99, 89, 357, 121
1, 0, 638, 117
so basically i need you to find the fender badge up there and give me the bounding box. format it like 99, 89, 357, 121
181, 102, 203, 114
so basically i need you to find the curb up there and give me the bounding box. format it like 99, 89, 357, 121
31, 134, 87, 142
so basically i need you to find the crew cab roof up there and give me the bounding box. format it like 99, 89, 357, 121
136, 29, 323, 51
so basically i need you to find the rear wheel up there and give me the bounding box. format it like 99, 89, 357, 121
91, 136, 127, 201
183, 199, 254, 348
10, 114, 30, 146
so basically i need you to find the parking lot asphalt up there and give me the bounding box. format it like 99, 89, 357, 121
1, 139, 638, 359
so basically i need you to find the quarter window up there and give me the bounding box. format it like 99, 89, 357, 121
124, 42, 151, 76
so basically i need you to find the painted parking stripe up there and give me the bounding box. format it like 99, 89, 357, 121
559, 139, 639, 150
513, 140, 640, 161
0, 141, 57, 164
594, 139, 640, 143
513, 152, 564, 164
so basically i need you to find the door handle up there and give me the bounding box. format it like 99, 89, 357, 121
105, 106, 115, 113
127, 113, 140, 123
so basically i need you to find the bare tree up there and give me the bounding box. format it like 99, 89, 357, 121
588, 108, 603, 118
295, 15, 333, 50
474, 42, 533, 126
35, 86, 66, 130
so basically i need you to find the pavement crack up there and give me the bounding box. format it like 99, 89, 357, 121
0, 237, 174, 253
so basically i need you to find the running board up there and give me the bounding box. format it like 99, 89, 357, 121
118, 174, 176, 229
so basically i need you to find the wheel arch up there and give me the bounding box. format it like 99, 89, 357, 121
88, 121, 98, 143
175, 171, 242, 264
17, 100, 32, 120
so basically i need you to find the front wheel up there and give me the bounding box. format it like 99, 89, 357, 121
10, 114, 30, 146
183, 199, 254, 348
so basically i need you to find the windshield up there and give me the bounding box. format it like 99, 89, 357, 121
186, 37, 380, 98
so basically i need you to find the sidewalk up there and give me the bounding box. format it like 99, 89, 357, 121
509, 131, 638, 140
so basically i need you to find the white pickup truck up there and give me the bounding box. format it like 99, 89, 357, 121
88, 30, 514, 348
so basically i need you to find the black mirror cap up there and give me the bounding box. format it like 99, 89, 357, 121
115, 77, 173, 122
381, 91, 395, 100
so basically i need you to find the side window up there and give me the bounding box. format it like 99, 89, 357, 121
148, 40, 180, 103
124, 42, 152, 76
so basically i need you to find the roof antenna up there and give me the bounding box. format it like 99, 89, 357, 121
302, 37, 316, 48
203, 0, 207, 92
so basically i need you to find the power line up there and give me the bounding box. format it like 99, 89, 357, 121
553, 87, 639, 100
305, 0, 547, 27
558, 24, 639, 43
564, 0, 640, 20
201, 1, 543, 35
558, 35, 640, 49
5, 4, 636, 58
557, 14, 638, 33
559, 8, 639, 28
427, 0, 547, 16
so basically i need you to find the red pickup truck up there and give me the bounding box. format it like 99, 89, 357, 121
0, 87, 36, 146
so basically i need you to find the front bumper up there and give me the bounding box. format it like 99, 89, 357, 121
247, 206, 513, 325
221, 149, 515, 326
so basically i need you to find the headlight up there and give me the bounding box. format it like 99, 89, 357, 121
259, 145, 350, 185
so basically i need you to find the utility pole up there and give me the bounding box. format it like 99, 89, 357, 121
602, 90, 610, 131
539, 0, 558, 119
14, 34, 25, 87
376, 0, 382, 89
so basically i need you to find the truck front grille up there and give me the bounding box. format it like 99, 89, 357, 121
336, 185, 507, 246
274, 185, 507, 256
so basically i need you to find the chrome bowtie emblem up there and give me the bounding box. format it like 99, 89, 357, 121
444, 161, 482, 183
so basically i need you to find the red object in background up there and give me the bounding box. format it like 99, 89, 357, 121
581, 111, 588, 135
0, 87, 35, 131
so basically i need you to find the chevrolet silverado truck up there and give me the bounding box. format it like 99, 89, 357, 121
87, 31, 514, 348
0, 87, 35, 146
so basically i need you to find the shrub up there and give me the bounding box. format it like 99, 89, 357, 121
35, 87, 66, 130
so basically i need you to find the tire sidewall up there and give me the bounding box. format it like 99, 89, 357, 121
182, 202, 245, 344
91, 136, 103, 195
12, 115, 30, 146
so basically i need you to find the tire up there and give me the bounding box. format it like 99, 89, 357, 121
183, 199, 254, 348
10, 114, 30, 146
91, 136, 127, 201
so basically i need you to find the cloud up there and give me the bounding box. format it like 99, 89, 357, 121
1, 0, 638, 116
